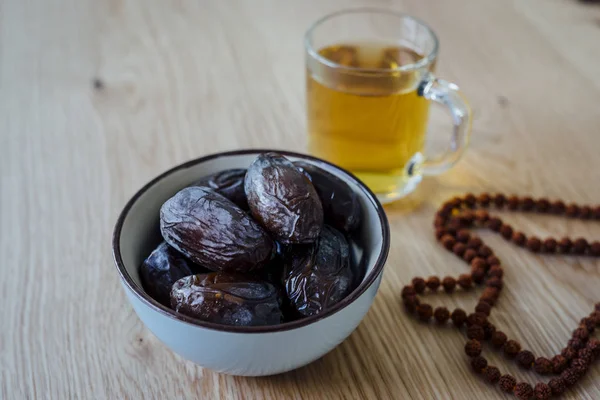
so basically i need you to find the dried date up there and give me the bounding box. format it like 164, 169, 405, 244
245, 153, 323, 244
170, 272, 283, 326
192, 168, 248, 210
160, 186, 273, 273
294, 161, 361, 234
139, 241, 200, 307
283, 225, 354, 316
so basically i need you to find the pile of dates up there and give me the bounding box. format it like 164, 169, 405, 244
139, 152, 363, 327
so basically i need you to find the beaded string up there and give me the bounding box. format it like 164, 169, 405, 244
401, 194, 600, 400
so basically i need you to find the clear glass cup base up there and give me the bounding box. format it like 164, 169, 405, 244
373, 175, 422, 204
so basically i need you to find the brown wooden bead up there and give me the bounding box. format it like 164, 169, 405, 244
464, 193, 476, 207
521, 197, 535, 211
580, 317, 595, 332
467, 325, 485, 340
475, 302, 491, 316
481, 286, 499, 299
474, 210, 489, 224
486, 276, 503, 289
441, 202, 454, 213
448, 197, 462, 208
577, 348, 594, 364
441, 235, 456, 250
548, 378, 566, 396
401, 285, 416, 299
466, 236, 482, 250
434, 217, 446, 229
435, 227, 446, 239
560, 368, 580, 387
534, 357, 553, 375
480, 287, 500, 306
491, 331, 508, 348
486, 255, 500, 267
412, 277, 426, 294
593, 205, 600, 219
571, 358, 589, 372
526, 237, 542, 252
471, 267, 486, 284
499, 374, 517, 393
572, 238, 588, 254
536, 198, 550, 212
534, 382, 551, 400
487, 217, 502, 231
499, 224, 513, 239
488, 266, 503, 278
446, 218, 463, 232
467, 312, 487, 327
463, 249, 477, 262
561, 347, 576, 360
590, 311, 600, 326
557, 237, 572, 253
403, 295, 419, 312
456, 229, 471, 243
478, 193, 491, 207
568, 338, 584, 350
471, 356, 487, 372
551, 355, 568, 374
470, 257, 488, 270
460, 211, 475, 223
434, 307, 450, 324
452, 242, 467, 257
542, 237, 557, 253
442, 276, 456, 293
493, 193, 506, 207
464, 339, 482, 357
451, 308, 467, 327
504, 340, 521, 358
478, 245, 493, 258
426, 276, 440, 291
580, 205, 592, 219
514, 382, 533, 400
590, 241, 600, 256
516, 350, 535, 369
484, 366, 501, 384
550, 200, 566, 214
507, 195, 519, 210
512, 232, 527, 246
457, 274, 472, 290
573, 326, 589, 340
565, 204, 579, 218
437, 207, 451, 218
482, 321, 496, 339
587, 338, 600, 356
416, 303, 433, 321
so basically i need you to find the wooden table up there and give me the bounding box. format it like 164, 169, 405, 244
2, 0, 600, 398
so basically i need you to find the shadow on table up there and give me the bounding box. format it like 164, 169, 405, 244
250, 300, 418, 398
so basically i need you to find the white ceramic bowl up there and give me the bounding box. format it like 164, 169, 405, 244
112, 150, 390, 376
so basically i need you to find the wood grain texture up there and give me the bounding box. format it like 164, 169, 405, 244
1, 0, 600, 398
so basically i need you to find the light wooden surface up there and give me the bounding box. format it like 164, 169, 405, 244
2, 0, 600, 398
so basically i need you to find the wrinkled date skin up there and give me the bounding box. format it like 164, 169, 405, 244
192, 168, 248, 210
245, 153, 323, 244
139, 241, 201, 307
170, 272, 283, 326
160, 186, 273, 273
283, 225, 354, 317
294, 161, 362, 234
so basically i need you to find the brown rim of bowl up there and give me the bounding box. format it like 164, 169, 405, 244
112, 149, 390, 334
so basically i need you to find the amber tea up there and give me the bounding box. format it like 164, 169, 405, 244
305, 10, 472, 202
307, 43, 432, 197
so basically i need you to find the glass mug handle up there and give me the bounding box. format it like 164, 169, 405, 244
414, 72, 472, 176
